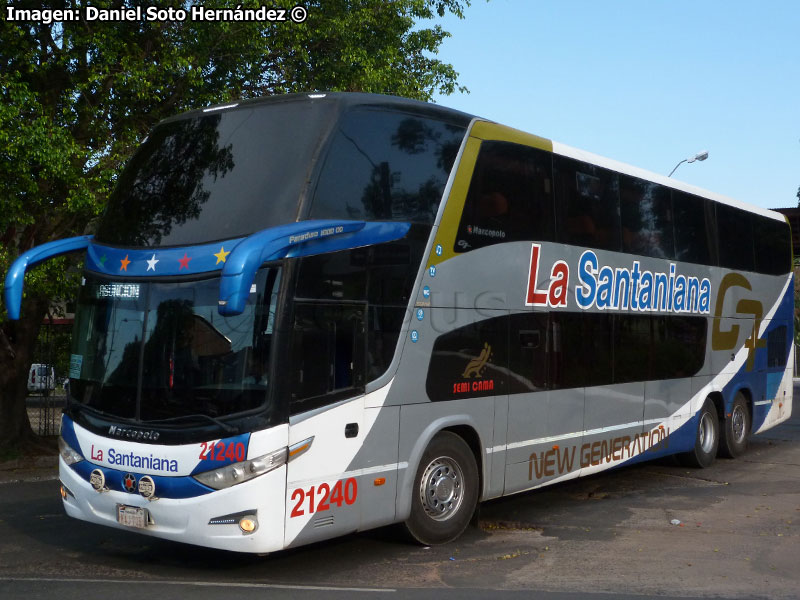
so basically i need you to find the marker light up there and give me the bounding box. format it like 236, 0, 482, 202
193, 447, 288, 490
58, 437, 83, 466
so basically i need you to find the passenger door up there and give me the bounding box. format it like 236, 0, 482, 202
283, 302, 368, 548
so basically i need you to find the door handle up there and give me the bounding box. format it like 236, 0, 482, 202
345, 423, 359, 438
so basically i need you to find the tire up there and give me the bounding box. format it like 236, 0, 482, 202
404, 431, 479, 545
679, 398, 719, 468
718, 392, 750, 458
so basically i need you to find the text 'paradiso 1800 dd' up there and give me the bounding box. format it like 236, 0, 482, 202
5, 92, 793, 553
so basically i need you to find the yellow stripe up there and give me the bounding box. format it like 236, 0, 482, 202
428, 121, 553, 268
470, 121, 553, 152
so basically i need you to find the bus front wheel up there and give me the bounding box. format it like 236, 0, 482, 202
404, 431, 478, 545
679, 398, 719, 468
719, 393, 750, 458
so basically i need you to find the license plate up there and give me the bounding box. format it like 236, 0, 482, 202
117, 504, 148, 529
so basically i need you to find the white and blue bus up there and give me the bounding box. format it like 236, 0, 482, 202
5, 93, 793, 553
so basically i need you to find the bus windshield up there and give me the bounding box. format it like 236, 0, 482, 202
94, 102, 336, 247
68, 268, 281, 423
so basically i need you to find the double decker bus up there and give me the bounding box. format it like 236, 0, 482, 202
5, 92, 793, 553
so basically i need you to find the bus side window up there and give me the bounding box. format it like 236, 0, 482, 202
753, 216, 791, 275
619, 175, 674, 259
672, 191, 714, 266
613, 315, 652, 383
554, 155, 620, 252
507, 312, 548, 393
454, 141, 553, 253
548, 313, 586, 389
288, 303, 366, 415
425, 316, 508, 402
310, 109, 466, 225
766, 325, 787, 369
717, 203, 755, 272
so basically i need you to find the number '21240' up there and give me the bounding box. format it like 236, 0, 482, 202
290, 478, 357, 518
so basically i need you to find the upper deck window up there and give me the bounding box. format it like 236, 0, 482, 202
310, 108, 467, 224
455, 141, 554, 252
95, 102, 336, 247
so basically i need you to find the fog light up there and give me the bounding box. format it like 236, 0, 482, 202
239, 516, 258, 534
138, 475, 156, 499
90, 469, 106, 492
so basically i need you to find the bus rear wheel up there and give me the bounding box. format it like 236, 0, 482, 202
719, 393, 750, 458
404, 432, 478, 545
679, 398, 719, 468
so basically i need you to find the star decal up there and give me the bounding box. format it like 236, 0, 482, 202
146, 254, 159, 272
120, 255, 131, 272
178, 252, 191, 270
99, 254, 108, 266
214, 246, 230, 265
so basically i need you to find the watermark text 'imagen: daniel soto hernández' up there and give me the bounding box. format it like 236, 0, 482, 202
5, 4, 309, 24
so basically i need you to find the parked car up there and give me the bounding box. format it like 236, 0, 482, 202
27, 364, 55, 393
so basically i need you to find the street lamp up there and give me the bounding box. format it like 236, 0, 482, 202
668, 150, 709, 177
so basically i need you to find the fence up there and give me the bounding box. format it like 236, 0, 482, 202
27, 390, 64, 437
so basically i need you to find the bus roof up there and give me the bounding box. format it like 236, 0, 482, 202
164, 91, 476, 129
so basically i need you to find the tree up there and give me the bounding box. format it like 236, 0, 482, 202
0, 0, 472, 452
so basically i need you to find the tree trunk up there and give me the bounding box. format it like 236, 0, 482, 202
0, 295, 50, 453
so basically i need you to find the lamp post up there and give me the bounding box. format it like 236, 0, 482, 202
668, 150, 709, 177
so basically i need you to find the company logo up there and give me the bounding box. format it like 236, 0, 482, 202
122, 473, 137, 493
711, 273, 764, 371
525, 243, 712, 314
108, 425, 160, 442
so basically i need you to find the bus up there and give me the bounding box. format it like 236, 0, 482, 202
5, 92, 793, 553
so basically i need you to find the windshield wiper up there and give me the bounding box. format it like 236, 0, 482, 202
145, 413, 237, 434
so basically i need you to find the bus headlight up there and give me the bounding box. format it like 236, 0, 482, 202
58, 437, 84, 466
193, 447, 288, 490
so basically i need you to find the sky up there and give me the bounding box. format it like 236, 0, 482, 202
427, 0, 799, 210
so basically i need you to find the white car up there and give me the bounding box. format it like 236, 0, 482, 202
27, 364, 55, 392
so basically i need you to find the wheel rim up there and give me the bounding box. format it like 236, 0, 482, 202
731, 404, 747, 444
699, 411, 715, 454
419, 456, 464, 522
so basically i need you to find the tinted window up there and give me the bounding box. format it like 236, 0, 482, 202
96, 103, 335, 247
767, 325, 787, 368
651, 316, 706, 379
717, 203, 755, 271
311, 109, 466, 224
672, 191, 715, 265
289, 303, 365, 414
620, 176, 674, 259
508, 312, 548, 393
455, 141, 554, 252
549, 312, 588, 389
293, 226, 429, 383
426, 316, 508, 402
294, 249, 368, 302
614, 316, 652, 383
554, 156, 620, 251
754, 216, 792, 275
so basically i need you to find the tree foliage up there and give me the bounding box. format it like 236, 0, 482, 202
0, 0, 472, 450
